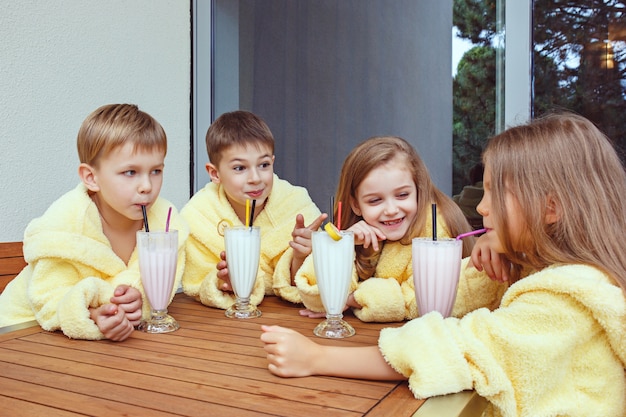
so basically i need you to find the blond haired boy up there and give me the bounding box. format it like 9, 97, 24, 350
0, 104, 188, 341
181, 110, 325, 310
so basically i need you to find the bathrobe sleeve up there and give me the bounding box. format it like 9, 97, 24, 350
378, 265, 626, 417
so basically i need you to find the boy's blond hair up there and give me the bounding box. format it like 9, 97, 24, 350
205, 110, 275, 166
77, 104, 167, 166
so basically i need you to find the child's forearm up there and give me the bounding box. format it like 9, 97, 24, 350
315, 345, 405, 380
290, 256, 304, 285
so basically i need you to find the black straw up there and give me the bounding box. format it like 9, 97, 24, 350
330, 195, 335, 225
431, 203, 437, 241
141, 205, 150, 232
249, 199, 256, 227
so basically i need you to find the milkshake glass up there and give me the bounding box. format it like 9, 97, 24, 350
312, 230, 355, 338
412, 237, 462, 317
224, 226, 261, 319
137, 230, 179, 333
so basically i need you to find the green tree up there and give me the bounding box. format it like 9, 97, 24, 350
453, 0, 626, 173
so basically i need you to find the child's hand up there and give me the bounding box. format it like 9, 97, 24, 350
217, 251, 233, 292
289, 213, 328, 261
298, 308, 327, 318
469, 235, 510, 282
110, 285, 143, 326
348, 220, 386, 251
261, 325, 323, 377
90, 304, 135, 341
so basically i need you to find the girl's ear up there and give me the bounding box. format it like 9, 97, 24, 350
350, 198, 361, 216
206, 163, 220, 183
545, 195, 562, 224
78, 163, 100, 192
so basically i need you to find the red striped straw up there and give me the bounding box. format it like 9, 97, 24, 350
337, 201, 342, 230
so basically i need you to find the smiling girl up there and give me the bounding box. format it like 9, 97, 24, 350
296, 136, 474, 322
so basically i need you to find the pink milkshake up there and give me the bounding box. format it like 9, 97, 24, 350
137, 230, 179, 333
412, 237, 462, 317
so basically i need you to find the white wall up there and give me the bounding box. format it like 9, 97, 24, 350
0, 0, 191, 242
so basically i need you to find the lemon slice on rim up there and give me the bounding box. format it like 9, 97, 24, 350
324, 222, 342, 241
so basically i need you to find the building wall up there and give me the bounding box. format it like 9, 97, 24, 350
0, 0, 191, 241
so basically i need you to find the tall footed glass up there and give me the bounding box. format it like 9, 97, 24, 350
137, 230, 179, 333
412, 237, 462, 317
224, 226, 262, 319
312, 230, 355, 338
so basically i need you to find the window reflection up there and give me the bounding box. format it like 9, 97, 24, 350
532, 0, 626, 162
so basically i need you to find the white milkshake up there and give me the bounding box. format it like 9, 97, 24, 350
412, 237, 462, 317
311, 230, 355, 338
224, 226, 261, 318
137, 230, 179, 333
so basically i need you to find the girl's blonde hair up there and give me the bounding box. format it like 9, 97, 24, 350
484, 112, 626, 292
77, 104, 166, 166
336, 136, 474, 279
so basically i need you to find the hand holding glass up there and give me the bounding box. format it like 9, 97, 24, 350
137, 230, 179, 333
412, 237, 462, 317
311, 230, 355, 338
224, 226, 262, 319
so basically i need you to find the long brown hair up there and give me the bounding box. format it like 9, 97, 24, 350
483, 113, 626, 292
335, 136, 474, 279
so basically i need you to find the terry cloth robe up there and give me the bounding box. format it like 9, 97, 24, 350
0, 184, 188, 340
379, 263, 626, 417
295, 212, 457, 322
180, 174, 321, 310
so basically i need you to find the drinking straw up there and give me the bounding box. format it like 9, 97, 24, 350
456, 228, 487, 240
141, 205, 150, 232
337, 201, 342, 230
165, 207, 172, 232
330, 196, 335, 226
245, 199, 250, 227
431, 203, 437, 241
249, 199, 256, 227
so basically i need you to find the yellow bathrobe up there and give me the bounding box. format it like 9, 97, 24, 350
181, 174, 321, 310
0, 184, 188, 340
295, 212, 457, 322
379, 262, 626, 417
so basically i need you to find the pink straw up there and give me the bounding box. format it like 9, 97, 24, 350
456, 228, 486, 240
165, 207, 172, 232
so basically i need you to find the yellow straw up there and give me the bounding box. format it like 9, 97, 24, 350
245, 199, 250, 227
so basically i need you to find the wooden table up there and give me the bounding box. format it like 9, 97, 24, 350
0, 293, 485, 416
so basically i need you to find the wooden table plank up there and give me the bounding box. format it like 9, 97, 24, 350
0, 294, 427, 417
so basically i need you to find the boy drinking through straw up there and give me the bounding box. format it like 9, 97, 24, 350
0, 104, 188, 341
180, 110, 326, 310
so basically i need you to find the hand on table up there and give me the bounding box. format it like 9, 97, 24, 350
261, 325, 322, 377
110, 284, 143, 326
90, 303, 135, 341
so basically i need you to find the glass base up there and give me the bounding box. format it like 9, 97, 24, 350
313, 314, 355, 339
137, 309, 179, 333
225, 297, 261, 319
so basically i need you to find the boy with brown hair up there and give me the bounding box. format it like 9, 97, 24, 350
181, 110, 325, 310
